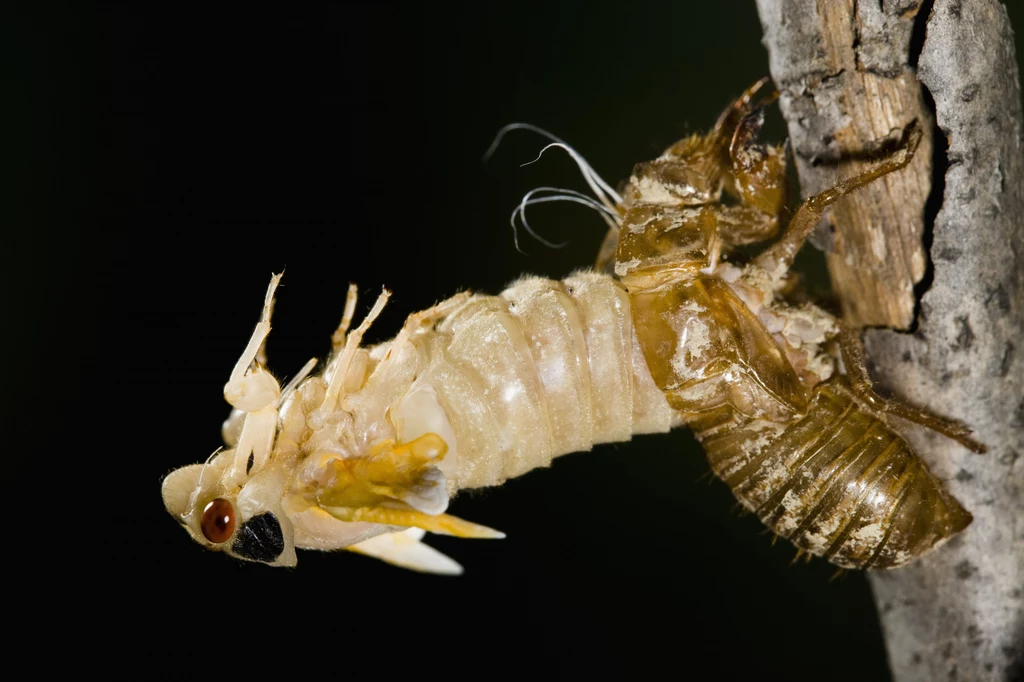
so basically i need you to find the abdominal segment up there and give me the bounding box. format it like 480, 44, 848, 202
689, 382, 972, 568
394, 273, 678, 491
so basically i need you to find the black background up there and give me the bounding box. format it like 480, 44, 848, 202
10, 2, 1024, 680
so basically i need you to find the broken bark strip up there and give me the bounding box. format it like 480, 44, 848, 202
755, 0, 931, 328
756, 1, 1024, 681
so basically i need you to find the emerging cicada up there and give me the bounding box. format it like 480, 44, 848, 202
163, 79, 984, 573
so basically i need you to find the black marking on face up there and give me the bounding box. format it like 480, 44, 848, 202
246, 453, 254, 475
232, 512, 284, 563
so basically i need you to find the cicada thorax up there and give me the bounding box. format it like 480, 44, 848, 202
613, 85, 972, 569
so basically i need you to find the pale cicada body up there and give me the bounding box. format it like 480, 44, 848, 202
163, 80, 983, 572
162, 271, 681, 571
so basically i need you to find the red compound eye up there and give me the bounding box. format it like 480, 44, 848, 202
201, 498, 236, 543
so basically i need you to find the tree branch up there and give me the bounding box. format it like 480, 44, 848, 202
756, 0, 933, 328
756, 1, 1024, 681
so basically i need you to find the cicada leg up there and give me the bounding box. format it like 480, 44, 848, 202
756, 121, 923, 274
330, 283, 360, 351
837, 325, 987, 453
710, 76, 776, 141
719, 98, 787, 240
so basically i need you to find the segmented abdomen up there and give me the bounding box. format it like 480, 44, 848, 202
401, 273, 679, 491
688, 381, 972, 568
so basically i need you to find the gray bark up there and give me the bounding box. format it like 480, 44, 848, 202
755, 1, 1023, 681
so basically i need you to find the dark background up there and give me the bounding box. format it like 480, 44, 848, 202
9, 2, 1023, 679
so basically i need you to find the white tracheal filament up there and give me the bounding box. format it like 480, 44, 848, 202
484, 123, 624, 252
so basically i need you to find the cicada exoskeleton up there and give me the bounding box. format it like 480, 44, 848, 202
612, 78, 983, 568
163, 79, 983, 572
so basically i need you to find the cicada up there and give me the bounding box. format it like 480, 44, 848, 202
162, 79, 984, 573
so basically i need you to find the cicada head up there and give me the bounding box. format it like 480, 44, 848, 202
162, 446, 299, 567
162, 275, 501, 574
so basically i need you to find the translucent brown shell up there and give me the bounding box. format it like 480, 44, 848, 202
690, 384, 972, 568
609, 78, 980, 569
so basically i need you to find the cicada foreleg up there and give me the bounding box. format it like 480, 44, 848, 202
710, 76, 775, 140
717, 93, 787, 246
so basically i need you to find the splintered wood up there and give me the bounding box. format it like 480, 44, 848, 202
757, 0, 931, 328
